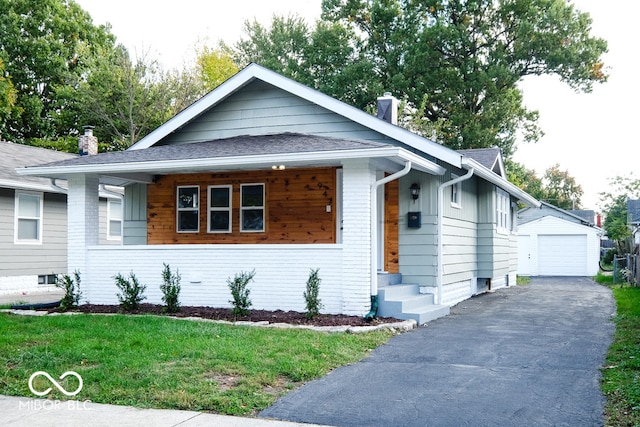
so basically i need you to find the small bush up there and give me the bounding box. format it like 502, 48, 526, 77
304, 268, 324, 319
56, 270, 82, 311
227, 270, 255, 317
114, 271, 146, 311
160, 263, 181, 313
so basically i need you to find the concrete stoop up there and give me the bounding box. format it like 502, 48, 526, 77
377, 281, 449, 325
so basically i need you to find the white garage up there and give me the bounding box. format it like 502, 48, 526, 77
517, 215, 601, 277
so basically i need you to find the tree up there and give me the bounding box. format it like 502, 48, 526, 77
0, 58, 17, 133
599, 175, 640, 253
506, 160, 545, 200
195, 43, 239, 92
0, 0, 116, 142
235, 0, 607, 156
541, 163, 583, 210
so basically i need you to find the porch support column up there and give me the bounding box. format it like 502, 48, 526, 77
340, 159, 375, 315
67, 174, 99, 301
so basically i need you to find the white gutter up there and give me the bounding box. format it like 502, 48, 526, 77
370, 161, 412, 298
437, 167, 475, 305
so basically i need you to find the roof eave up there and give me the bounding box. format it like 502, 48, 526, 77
462, 158, 541, 208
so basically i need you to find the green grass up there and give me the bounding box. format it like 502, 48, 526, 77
594, 275, 640, 426
516, 276, 531, 286
0, 313, 394, 415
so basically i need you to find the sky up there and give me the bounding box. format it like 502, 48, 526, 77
76, 0, 638, 211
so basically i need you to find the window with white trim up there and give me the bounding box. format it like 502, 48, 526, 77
450, 175, 461, 208
496, 188, 510, 233
15, 191, 43, 244
240, 183, 264, 232
177, 186, 199, 232
208, 185, 232, 233
107, 199, 123, 240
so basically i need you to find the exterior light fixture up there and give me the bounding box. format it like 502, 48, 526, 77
410, 183, 420, 201
271, 165, 285, 170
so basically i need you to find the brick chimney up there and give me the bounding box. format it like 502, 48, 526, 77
78, 126, 98, 156
376, 92, 398, 125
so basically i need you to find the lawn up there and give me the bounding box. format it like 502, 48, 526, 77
0, 313, 394, 415
596, 278, 640, 426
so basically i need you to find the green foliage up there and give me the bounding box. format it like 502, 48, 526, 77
227, 270, 255, 317
196, 42, 239, 91
303, 268, 324, 319
0, 313, 393, 415
236, 0, 607, 155
55, 270, 82, 311
599, 174, 640, 252
507, 160, 584, 209
0, 0, 116, 142
114, 272, 147, 312
160, 263, 181, 313
601, 286, 640, 426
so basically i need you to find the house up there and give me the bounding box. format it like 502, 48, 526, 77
0, 138, 123, 295
517, 201, 602, 276
17, 63, 539, 323
628, 199, 640, 248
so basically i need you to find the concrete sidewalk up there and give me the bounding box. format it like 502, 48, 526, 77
0, 289, 64, 306
1, 395, 331, 427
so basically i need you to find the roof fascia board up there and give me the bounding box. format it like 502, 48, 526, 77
0, 178, 64, 194
462, 158, 540, 208
128, 64, 462, 168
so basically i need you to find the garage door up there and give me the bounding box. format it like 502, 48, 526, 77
538, 234, 587, 276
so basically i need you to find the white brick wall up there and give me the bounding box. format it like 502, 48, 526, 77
340, 160, 374, 314
84, 244, 347, 314
67, 175, 99, 277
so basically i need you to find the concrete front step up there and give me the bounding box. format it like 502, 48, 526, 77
378, 283, 450, 325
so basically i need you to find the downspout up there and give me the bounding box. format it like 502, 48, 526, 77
365, 160, 412, 321
49, 178, 67, 193
437, 167, 474, 305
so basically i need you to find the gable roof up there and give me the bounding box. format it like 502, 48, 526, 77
129, 63, 462, 167
0, 141, 76, 192
457, 148, 505, 177
519, 200, 597, 227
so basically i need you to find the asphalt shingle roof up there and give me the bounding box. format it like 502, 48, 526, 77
458, 148, 501, 172
29, 133, 391, 169
0, 141, 77, 188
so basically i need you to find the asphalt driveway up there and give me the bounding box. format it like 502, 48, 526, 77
260, 277, 615, 427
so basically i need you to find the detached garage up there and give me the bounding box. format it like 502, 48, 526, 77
518, 215, 601, 276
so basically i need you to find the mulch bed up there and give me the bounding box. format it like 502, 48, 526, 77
51, 303, 403, 327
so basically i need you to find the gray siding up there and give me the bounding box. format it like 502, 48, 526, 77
0, 188, 67, 276
123, 183, 147, 245
161, 81, 389, 145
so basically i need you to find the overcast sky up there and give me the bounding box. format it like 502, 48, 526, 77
76, 0, 637, 211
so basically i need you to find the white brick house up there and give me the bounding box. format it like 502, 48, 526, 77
18, 64, 539, 323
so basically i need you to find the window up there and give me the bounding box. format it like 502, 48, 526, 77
450, 175, 461, 208
107, 199, 123, 240
15, 192, 42, 244
177, 186, 199, 232
38, 274, 58, 285
497, 188, 510, 233
208, 185, 232, 233
240, 184, 264, 232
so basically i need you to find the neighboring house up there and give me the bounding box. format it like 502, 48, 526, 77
517, 201, 602, 277
18, 63, 539, 323
1, 139, 123, 295
628, 199, 640, 247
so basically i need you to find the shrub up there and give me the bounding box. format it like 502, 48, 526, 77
114, 271, 146, 311
56, 270, 82, 311
160, 263, 181, 313
304, 268, 323, 319
227, 270, 255, 317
